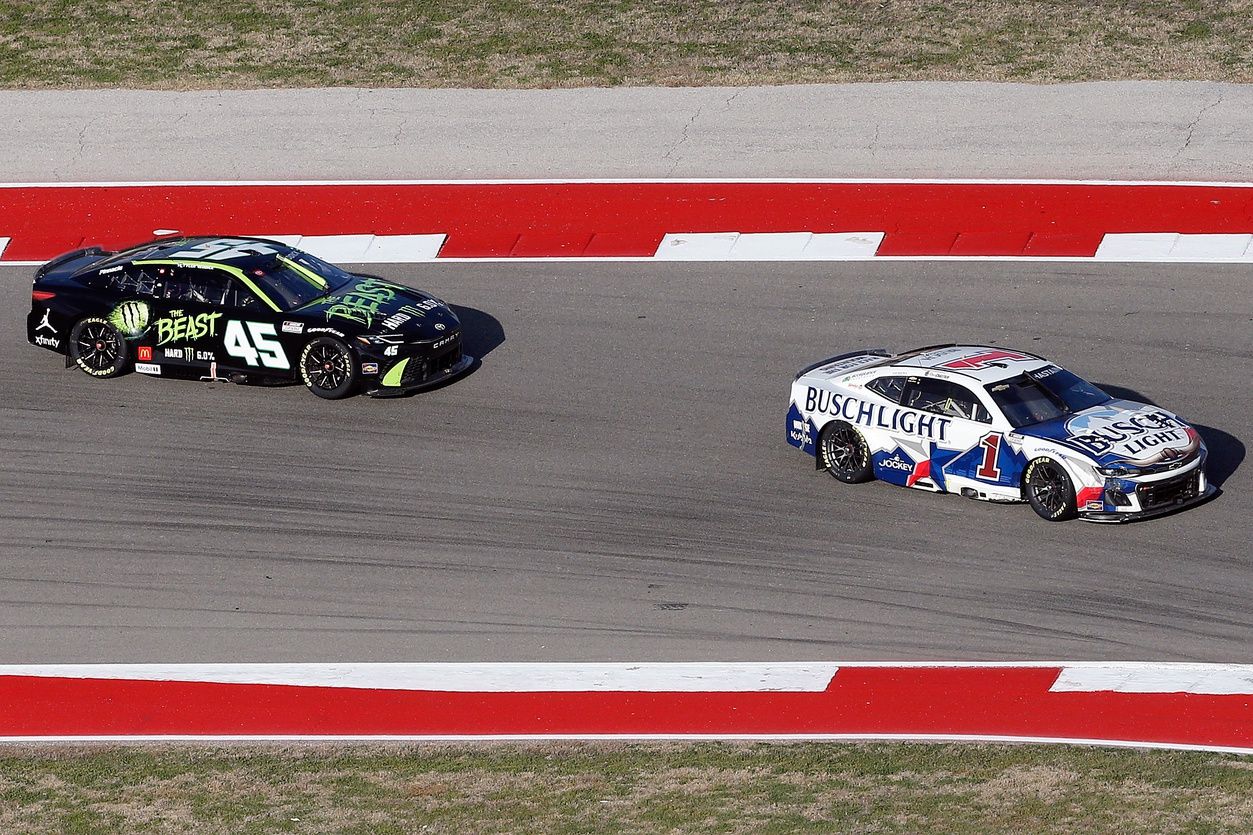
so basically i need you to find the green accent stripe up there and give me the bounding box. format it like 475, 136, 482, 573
133, 259, 281, 312
381, 358, 409, 387
279, 255, 329, 290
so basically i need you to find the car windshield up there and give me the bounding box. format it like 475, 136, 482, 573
986, 367, 1111, 428
245, 252, 354, 310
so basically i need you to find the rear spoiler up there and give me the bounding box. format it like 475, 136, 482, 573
34, 246, 108, 280
794, 348, 891, 380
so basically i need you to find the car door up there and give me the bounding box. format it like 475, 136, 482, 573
896, 376, 999, 494
212, 273, 294, 376
139, 265, 236, 371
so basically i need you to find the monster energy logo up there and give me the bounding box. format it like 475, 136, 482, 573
108, 301, 151, 337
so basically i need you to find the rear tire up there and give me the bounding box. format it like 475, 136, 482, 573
819, 420, 874, 484
1024, 457, 1078, 521
299, 336, 358, 399
69, 316, 128, 379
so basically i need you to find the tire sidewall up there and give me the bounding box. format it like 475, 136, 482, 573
69, 316, 129, 379
1024, 457, 1078, 521
299, 336, 359, 399
819, 420, 874, 484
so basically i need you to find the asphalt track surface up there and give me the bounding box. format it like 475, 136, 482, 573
4, 82, 1251, 181
2, 260, 1250, 663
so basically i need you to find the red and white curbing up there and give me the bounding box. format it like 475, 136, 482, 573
1, 179, 1251, 264
1, 662, 1249, 752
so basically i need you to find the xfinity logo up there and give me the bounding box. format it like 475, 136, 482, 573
34, 334, 59, 348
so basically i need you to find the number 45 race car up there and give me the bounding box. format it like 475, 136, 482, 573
27, 236, 473, 399
787, 345, 1214, 522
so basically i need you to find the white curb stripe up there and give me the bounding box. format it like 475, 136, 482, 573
655, 231, 885, 260
1095, 233, 1253, 261
0, 662, 840, 692
0, 733, 1247, 754
1052, 664, 1253, 694
244, 233, 445, 263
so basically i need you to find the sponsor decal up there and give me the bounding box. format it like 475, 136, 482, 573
939, 349, 1032, 370
155, 310, 222, 346
878, 453, 914, 472
307, 327, 345, 337
36, 308, 57, 334
196, 350, 215, 361
98, 265, 123, 275
361, 362, 380, 374
134, 362, 161, 375
1064, 408, 1188, 459
381, 312, 411, 330
34, 334, 59, 348
281, 321, 304, 334
137, 346, 153, 362
108, 300, 151, 337
325, 278, 399, 327
789, 418, 812, 448
163, 347, 186, 359
804, 386, 952, 443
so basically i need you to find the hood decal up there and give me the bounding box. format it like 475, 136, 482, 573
1021, 402, 1197, 465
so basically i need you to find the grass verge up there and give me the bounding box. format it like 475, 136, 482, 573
1, 1, 1251, 89
0, 742, 1249, 833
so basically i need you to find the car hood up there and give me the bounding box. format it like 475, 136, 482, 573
296, 275, 459, 338
1015, 399, 1201, 467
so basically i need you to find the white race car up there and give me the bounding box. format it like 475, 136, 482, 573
787, 345, 1213, 522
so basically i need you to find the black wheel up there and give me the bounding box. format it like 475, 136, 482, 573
69, 316, 128, 378
1024, 457, 1078, 521
818, 420, 874, 484
299, 337, 358, 399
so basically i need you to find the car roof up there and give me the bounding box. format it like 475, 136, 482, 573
887, 344, 1053, 383
88, 236, 293, 272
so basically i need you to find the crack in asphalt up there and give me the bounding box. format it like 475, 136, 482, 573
663, 90, 742, 175
1174, 91, 1223, 162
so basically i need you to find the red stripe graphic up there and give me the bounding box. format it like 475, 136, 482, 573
2, 667, 1248, 750
1, 181, 1251, 261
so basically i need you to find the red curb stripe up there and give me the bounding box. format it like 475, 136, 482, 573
2, 667, 1248, 749
2, 182, 1251, 261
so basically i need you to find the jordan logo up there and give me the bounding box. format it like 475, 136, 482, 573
36, 308, 57, 334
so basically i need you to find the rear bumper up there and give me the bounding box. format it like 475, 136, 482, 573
363, 354, 474, 397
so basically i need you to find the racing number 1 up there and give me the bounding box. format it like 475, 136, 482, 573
224, 321, 290, 369
977, 433, 1002, 481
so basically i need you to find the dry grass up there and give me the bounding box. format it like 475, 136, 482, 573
0, 742, 1249, 833
0, 1, 1250, 89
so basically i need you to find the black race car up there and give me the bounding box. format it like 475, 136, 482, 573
27, 236, 473, 399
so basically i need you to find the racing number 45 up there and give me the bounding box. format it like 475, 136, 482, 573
224, 321, 290, 369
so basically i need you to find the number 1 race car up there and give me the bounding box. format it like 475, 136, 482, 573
787, 345, 1213, 522
27, 236, 472, 399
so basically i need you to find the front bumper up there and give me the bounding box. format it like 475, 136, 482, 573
363, 353, 474, 397
1080, 467, 1214, 523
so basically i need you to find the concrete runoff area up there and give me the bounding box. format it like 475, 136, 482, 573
1, 260, 1249, 663
2, 82, 1252, 183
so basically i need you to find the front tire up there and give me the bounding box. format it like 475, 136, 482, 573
819, 420, 874, 484
300, 337, 358, 399
1024, 457, 1078, 521
69, 316, 128, 378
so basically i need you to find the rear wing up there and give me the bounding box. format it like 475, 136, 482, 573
794, 348, 891, 380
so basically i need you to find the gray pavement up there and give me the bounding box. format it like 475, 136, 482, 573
3, 82, 1252, 182
2, 261, 1249, 662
